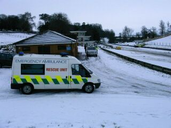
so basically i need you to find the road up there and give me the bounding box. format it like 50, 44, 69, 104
105, 45, 171, 69
0, 47, 171, 128
82, 48, 171, 97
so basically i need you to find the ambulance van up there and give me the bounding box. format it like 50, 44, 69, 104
11, 53, 101, 94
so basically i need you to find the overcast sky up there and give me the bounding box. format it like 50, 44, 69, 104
1, 0, 171, 35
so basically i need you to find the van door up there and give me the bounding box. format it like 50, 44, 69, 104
44, 60, 70, 89
70, 64, 91, 89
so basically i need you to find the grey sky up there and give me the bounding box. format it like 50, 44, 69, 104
1, 0, 171, 35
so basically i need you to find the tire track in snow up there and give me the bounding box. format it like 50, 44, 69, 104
82, 49, 171, 97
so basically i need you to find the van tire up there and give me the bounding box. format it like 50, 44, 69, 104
0, 63, 2, 68
21, 84, 33, 94
83, 84, 94, 93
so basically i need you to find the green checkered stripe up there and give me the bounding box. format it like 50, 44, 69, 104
13, 75, 88, 85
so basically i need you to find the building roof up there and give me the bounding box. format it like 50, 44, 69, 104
14, 30, 76, 46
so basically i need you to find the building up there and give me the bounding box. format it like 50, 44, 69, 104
70, 31, 91, 45
13, 30, 78, 57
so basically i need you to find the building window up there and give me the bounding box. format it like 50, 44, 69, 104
22, 46, 30, 51
66, 46, 71, 51
21, 64, 45, 75
38, 46, 50, 54
58, 45, 66, 50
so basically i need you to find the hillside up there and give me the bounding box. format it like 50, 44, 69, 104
0, 32, 35, 46
145, 35, 171, 48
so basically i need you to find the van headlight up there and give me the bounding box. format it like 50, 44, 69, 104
97, 79, 101, 83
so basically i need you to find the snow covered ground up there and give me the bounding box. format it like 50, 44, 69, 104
103, 45, 171, 69
0, 46, 171, 128
145, 35, 171, 49
0, 32, 35, 46
116, 35, 171, 49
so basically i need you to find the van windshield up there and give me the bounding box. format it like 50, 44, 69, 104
88, 47, 96, 50
82, 64, 93, 74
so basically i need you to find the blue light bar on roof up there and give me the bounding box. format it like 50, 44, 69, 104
19, 51, 24, 56
60, 52, 68, 57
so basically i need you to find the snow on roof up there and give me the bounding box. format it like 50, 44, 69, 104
14, 30, 76, 46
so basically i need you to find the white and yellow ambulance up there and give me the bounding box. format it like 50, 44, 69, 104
11, 53, 101, 94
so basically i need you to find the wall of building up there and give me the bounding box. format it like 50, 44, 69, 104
16, 43, 78, 57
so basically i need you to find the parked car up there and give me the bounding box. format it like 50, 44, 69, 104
86, 46, 98, 57
0, 52, 15, 68
134, 40, 145, 47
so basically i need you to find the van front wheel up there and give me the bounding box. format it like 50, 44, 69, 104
21, 84, 33, 94
83, 84, 94, 93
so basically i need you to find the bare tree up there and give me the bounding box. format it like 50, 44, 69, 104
141, 26, 148, 39
122, 26, 133, 42
150, 27, 158, 38
159, 20, 166, 36
166, 22, 171, 33
135, 32, 141, 39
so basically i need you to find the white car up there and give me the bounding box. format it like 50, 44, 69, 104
86, 47, 98, 57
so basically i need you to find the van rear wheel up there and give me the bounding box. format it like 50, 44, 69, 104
21, 84, 33, 94
83, 84, 94, 93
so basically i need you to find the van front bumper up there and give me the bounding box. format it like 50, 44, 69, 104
11, 84, 21, 89
87, 53, 97, 56
94, 83, 101, 88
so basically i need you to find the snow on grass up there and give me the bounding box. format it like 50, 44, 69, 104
0, 93, 171, 128
104, 46, 171, 69
116, 35, 171, 49
0, 32, 35, 45
0, 46, 171, 128
146, 35, 171, 48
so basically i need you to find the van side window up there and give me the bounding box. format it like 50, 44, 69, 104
21, 64, 45, 75
71, 64, 90, 77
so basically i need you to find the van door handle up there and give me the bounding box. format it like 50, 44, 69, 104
69, 76, 72, 82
